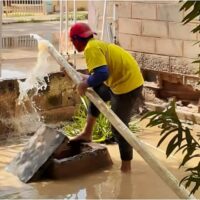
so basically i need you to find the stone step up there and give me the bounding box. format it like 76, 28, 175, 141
47, 142, 113, 179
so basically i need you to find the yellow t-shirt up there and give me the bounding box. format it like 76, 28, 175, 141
84, 38, 144, 94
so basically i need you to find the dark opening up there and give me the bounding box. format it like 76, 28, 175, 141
157, 80, 200, 101
142, 70, 157, 82
53, 141, 92, 160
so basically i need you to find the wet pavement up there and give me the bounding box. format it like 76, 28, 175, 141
2, 21, 60, 37
1, 121, 199, 199
1, 53, 60, 79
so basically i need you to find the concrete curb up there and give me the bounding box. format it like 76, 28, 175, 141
2, 11, 88, 25
145, 102, 200, 124
2, 15, 60, 25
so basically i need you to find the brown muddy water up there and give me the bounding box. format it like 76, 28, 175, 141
1, 122, 200, 199
1, 35, 199, 199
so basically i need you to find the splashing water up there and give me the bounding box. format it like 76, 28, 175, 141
17, 40, 51, 104
11, 40, 54, 137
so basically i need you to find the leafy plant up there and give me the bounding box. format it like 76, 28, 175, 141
180, 1, 200, 31
180, 1, 200, 74
63, 97, 138, 143
58, 11, 88, 21
142, 101, 200, 194
62, 97, 112, 143
142, 1, 200, 195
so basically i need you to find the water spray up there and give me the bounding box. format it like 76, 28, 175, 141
17, 38, 51, 104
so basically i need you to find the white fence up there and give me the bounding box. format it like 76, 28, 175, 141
2, 35, 37, 48
3, 0, 45, 16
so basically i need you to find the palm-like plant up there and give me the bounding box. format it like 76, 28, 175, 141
142, 1, 200, 195
63, 97, 138, 143
142, 101, 200, 194
180, 1, 200, 70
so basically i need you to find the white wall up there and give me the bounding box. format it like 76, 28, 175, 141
88, 1, 200, 75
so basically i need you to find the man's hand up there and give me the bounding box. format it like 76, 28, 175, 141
77, 80, 89, 96
77, 72, 89, 81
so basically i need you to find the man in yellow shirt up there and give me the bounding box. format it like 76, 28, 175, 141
69, 22, 144, 172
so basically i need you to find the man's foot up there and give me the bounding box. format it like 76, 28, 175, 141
70, 133, 92, 143
121, 160, 131, 173
69, 115, 96, 143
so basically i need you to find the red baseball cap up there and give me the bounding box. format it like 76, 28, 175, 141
69, 23, 95, 39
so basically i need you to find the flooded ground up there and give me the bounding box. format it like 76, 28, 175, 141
1, 21, 86, 79
1, 41, 85, 80
1, 21, 199, 199
1, 54, 60, 79
0, 120, 199, 199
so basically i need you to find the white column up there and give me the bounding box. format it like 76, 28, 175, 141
113, 2, 118, 44
73, 0, 76, 68
59, 0, 64, 53
73, 0, 76, 24
65, 0, 69, 55
0, 0, 2, 77
101, 0, 107, 40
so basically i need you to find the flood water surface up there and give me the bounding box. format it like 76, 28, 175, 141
1, 33, 199, 199
1, 130, 199, 200
1, 51, 60, 79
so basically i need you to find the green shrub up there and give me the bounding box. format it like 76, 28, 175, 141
62, 97, 138, 143
77, 7, 86, 12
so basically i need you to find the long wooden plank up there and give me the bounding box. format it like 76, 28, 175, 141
32, 35, 196, 199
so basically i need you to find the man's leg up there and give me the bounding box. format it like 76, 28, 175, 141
70, 114, 96, 142
71, 84, 111, 142
111, 86, 143, 172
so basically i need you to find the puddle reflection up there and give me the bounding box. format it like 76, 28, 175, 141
29, 167, 134, 199
65, 189, 86, 200
2, 34, 58, 49
1, 57, 60, 79
2, 143, 198, 199
1, 168, 134, 199
2, 35, 37, 49
0, 143, 135, 199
